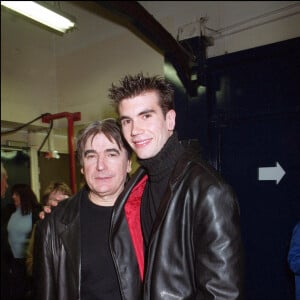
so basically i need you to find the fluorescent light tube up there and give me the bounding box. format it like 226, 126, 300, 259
1, 1, 76, 33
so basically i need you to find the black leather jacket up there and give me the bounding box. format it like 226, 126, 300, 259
32, 188, 142, 300
116, 151, 244, 299
33, 152, 243, 300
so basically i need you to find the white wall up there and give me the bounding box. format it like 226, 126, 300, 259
1, 1, 300, 149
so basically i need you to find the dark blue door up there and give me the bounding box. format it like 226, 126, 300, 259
209, 38, 300, 300
169, 37, 300, 299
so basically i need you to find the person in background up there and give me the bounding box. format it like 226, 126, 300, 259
1, 162, 14, 299
26, 181, 72, 276
288, 222, 300, 300
7, 183, 41, 300
1, 162, 8, 198
43, 181, 72, 205
32, 119, 142, 300
108, 73, 244, 299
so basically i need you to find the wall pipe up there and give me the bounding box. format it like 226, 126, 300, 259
42, 112, 81, 194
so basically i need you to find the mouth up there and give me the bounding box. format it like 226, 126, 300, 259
95, 175, 112, 180
133, 138, 151, 147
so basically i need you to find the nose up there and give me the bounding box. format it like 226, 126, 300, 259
96, 156, 106, 171
131, 120, 143, 136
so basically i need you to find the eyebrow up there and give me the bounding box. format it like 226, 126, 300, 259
83, 148, 120, 157
105, 148, 121, 155
119, 109, 156, 121
83, 149, 96, 157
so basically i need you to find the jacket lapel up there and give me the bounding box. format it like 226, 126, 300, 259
151, 152, 192, 237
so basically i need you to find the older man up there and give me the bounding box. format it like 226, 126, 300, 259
33, 119, 143, 300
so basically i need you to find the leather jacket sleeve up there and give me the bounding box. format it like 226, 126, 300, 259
32, 198, 80, 300
193, 183, 244, 299
32, 219, 57, 300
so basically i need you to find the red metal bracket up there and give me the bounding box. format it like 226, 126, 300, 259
42, 112, 81, 194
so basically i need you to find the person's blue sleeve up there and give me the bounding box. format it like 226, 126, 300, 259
288, 222, 300, 275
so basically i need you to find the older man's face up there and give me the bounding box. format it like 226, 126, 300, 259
80, 132, 132, 206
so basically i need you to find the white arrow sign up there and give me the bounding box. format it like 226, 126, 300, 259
258, 162, 285, 184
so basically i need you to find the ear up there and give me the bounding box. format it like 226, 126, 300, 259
166, 109, 176, 130
80, 167, 84, 175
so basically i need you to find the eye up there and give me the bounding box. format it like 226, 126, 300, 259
121, 119, 131, 126
107, 151, 119, 158
85, 153, 96, 159
108, 153, 116, 157
142, 113, 152, 119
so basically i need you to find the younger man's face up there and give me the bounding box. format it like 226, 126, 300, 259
118, 91, 176, 159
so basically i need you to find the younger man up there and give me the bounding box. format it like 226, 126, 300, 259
109, 73, 244, 299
